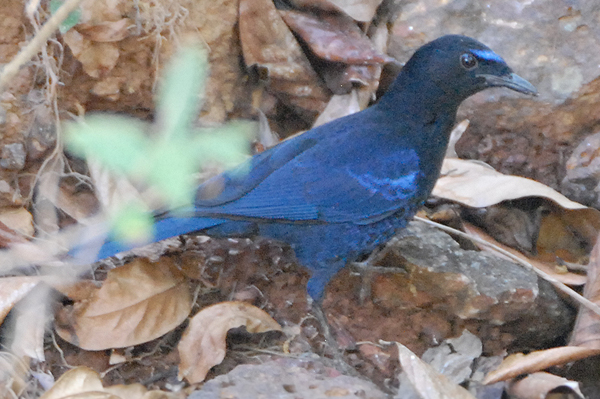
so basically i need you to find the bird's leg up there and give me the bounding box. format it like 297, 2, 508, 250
307, 296, 360, 377
351, 241, 392, 305
303, 264, 362, 375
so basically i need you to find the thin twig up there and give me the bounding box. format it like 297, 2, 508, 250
414, 215, 600, 317
0, 0, 84, 92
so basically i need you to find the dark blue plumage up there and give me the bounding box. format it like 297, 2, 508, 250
92, 35, 537, 299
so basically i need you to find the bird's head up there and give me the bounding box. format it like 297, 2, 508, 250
402, 35, 537, 101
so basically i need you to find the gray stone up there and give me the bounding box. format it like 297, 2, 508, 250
0, 142, 26, 170
389, 0, 600, 104
188, 358, 387, 399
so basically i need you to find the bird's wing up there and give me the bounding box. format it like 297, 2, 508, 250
304, 147, 423, 223
195, 133, 320, 208
192, 118, 423, 224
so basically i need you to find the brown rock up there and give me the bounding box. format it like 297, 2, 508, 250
323, 221, 574, 356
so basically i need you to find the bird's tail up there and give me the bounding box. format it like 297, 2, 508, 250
71, 215, 228, 262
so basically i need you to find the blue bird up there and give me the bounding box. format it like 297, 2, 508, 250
91, 35, 537, 299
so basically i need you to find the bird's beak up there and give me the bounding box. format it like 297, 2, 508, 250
478, 72, 538, 96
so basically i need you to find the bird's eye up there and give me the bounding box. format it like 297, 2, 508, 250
460, 53, 478, 70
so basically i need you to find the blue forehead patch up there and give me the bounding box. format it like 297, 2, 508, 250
471, 49, 505, 64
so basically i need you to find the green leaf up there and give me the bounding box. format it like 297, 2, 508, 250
50, 0, 81, 33
191, 121, 255, 168
111, 204, 155, 245
156, 46, 209, 139
64, 45, 253, 246
64, 114, 149, 175
142, 135, 204, 208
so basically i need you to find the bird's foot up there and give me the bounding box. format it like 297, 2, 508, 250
350, 242, 392, 305
307, 297, 360, 377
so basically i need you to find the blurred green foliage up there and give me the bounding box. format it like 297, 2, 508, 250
50, 0, 81, 33
65, 46, 252, 245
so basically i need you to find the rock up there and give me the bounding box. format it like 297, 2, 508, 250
389, 0, 600, 104
26, 110, 57, 161
188, 358, 387, 399
323, 221, 575, 356
0, 142, 26, 170
561, 130, 600, 208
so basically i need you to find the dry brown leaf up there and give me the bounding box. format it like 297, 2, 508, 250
87, 157, 160, 214
570, 235, 600, 348
76, 19, 133, 42
0, 207, 33, 248
446, 120, 470, 158
0, 221, 28, 248
435, 158, 600, 263
463, 204, 540, 254
178, 301, 282, 384
39, 367, 106, 399
463, 223, 587, 286
103, 383, 148, 399
55, 258, 192, 350
506, 372, 584, 399
10, 284, 57, 361
279, 10, 387, 97
288, 0, 383, 22
536, 206, 600, 264
325, 0, 383, 22
280, 10, 393, 65
63, 30, 120, 78
396, 341, 477, 399
320, 63, 381, 95
39, 366, 176, 399
0, 278, 71, 361
36, 172, 100, 224
0, 207, 33, 237
434, 158, 591, 210
463, 202, 598, 264
239, 0, 329, 115
483, 347, 600, 385
0, 352, 30, 397
0, 276, 45, 324
312, 91, 361, 127
77, 0, 130, 24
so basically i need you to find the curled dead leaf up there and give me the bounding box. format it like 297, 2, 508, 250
325, 0, 383, 22
570, 235, 600, 349
0, 207, 33, 237
10, 283, 58, 361
395, 341, 477, 399
434, 158, 590, 210
0, 276, 44, 324
39, 366, 176, 399
77, 0, 131, 24
239, 0, 329, 115
506, 372, 584, 399
280, 10, 394, 65
0, 206, 33, 249
55, 258, 192, 350
287, 0, 383, 22
312, 91, 361, 127
39, 367, 105, 399
178, 301, 282, 384
483, 347, 600, 385
435, 158, 600, 264
319, 63, 381, 95
0, 352, 29, 398
63, 30, 120, 78
537, 206, 600, 263
76, 18, 134, 42
463, 223, 587, 286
